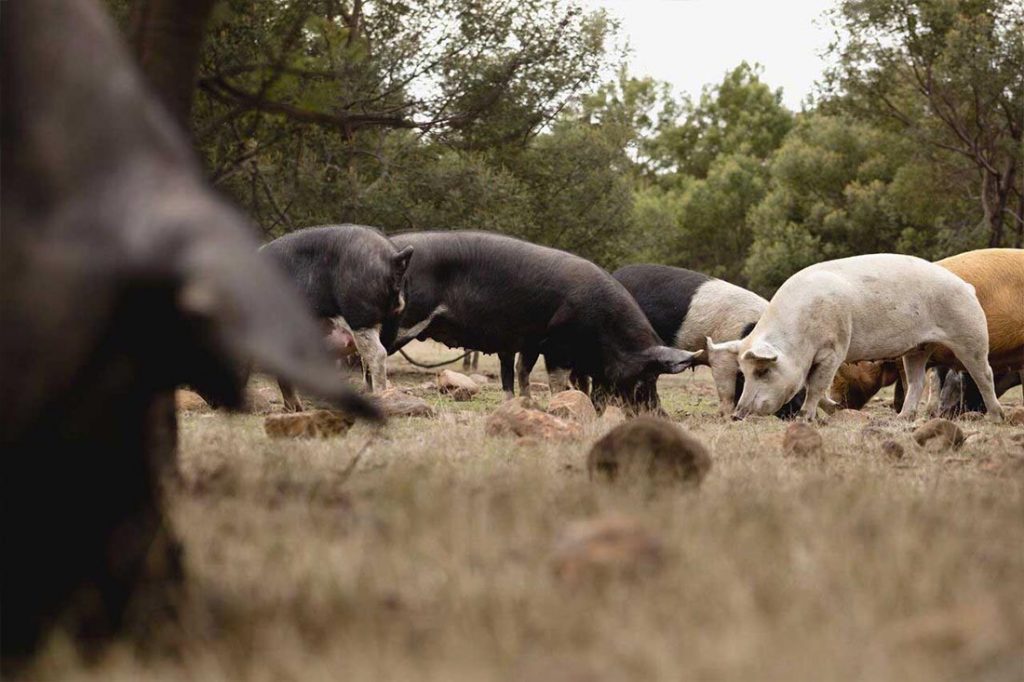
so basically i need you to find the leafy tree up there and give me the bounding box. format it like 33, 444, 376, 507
824, 0, 1024, 246
742, 113, 970, 293
649, 62, 793, 179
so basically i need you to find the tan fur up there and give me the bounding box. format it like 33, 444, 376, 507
935, 249, 1024, 370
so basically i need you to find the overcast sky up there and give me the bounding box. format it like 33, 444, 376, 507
581, 0, 836, 110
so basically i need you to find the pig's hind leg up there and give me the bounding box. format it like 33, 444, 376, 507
941, 340, 1004, 420
499, 352, 516, 400
516, 349, 540, 399
896, 350, 931, 420
278, 379, 303, 412
351, 325, 388, 392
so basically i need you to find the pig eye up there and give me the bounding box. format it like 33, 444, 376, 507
754, 367, 770, 379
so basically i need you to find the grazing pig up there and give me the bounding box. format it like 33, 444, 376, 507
709, 254, 1004, 422
830, 248, 1024, 414
262, 225, 414, 409
1, 0, 378, 667
383, 232, 699, 408
611, 264, 803, 417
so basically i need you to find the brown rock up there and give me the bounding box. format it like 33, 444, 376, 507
913, 418, 965, 451
783, 422, 824, 457
378, 388, 436, 418
547, 390, 598, 423
467, 373, 488, 385
830, 409, 872, 425
264, 410, 354, 438
175, 389, 209, 412
587, 417, 711, 488
881, 439, 904, 460
485, 398, 582, 441
437, 369, 479, 401
552, 515, 663, 584
1006, 406, 1024, 426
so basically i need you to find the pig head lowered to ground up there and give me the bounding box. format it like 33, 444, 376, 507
709, 254, 1004, 422
612, 264, 803, 418
1, 0, 378, 666
383, 232, 699, 408
261, 225, 414, 409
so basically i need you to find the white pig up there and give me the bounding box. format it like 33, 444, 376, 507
707, 254, 1004, 422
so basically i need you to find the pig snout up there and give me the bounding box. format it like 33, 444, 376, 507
326, 327, 357, 356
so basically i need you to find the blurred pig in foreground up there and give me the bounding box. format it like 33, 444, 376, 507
0, 0, 380, 667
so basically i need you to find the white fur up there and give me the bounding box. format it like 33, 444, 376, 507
394, 304, 447, 348
676, 279, 767, 415
721, 254, 1003, 421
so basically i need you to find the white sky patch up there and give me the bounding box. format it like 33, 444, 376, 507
581, 0, 836, 110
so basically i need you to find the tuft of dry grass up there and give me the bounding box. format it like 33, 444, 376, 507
29, 342, 1024, 681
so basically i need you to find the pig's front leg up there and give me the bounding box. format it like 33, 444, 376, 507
799, 352, 843, 422
351, 325, 388, 392
499, 352, 516, 400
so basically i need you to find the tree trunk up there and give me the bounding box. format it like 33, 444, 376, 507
129, 0, 216, 127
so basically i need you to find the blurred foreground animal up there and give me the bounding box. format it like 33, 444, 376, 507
1, 0, 378, 668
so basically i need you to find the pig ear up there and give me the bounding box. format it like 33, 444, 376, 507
393, 246, 413, 275
706, 337, 741, 355
644, 346, 701, 375
741, 341, 779, 363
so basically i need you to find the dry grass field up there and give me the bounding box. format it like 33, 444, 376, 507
31, 342, 1024, 682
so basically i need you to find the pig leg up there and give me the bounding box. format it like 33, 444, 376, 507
943, 343, 1003, 420
351, 325, 387, 392
798, 352, 844, 422
896, 351, 931, 420
499, 352, 516, 400
517, 349, 540, 399
278, 379, 303, 412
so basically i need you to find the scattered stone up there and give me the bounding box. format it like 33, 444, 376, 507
547, 390, 597, 423
551, 515, 663, 584
515, 436, 542, 448
587, 417, 711, 488
830, 409, 872, 425
175, 389, 209, 412
599, 405, 627, 428
377, 388, 436, 418
469, 373, 490, 385
264, 410, 354, 439
782, 422, 823, 457
436, 369, 479, 401
881, 439, 904, 460
1006, 406, 1024, 426
913, 418, 965, 451
485, 398, 582, 441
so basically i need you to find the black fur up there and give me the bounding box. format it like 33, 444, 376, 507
385, 231, 691, 404
261, 224, 412, 330
612, 264, 713, 345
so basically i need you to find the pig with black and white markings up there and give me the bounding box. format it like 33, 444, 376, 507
383, 231, 699, 409
709, 254, 1004, 422
611, 264, 803, 417
262, 225, 413, 410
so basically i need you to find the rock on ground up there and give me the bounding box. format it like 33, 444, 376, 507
377, 388, 436, 418
830, 409, 872, 425
469, 374, 490, 385
436, 369, 479, 401
175, 389, 209, 412
547, 390, 597, 423
599, 405, 627, 429
913, 418, 965, 451
244, 385, 276, 415
881, 439, 905, 460
551, 515, 663, 585
264, 410, 354, 438
587, 416, 711, 488
783, 422, 824, 457
485, 398, 581, 441
1006, 406, 1024, 426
